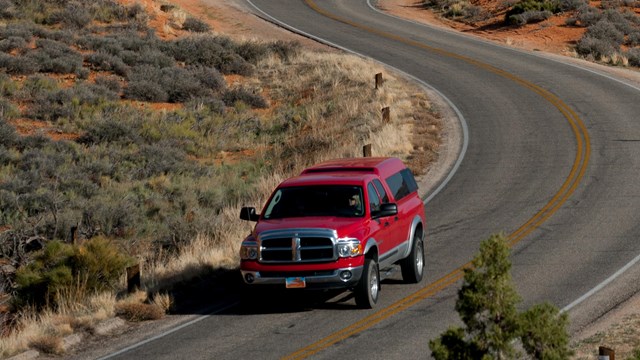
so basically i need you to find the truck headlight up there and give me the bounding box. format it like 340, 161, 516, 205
337, 240, 362, 258
240, 242, 259, 260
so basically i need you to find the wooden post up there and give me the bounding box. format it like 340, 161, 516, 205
68, 225, 78, 245
375, 73, 383, 89
363, 144, 372, 157
599, 346, 615, 360
382, 106, 390, 123
127, 264, 141, 293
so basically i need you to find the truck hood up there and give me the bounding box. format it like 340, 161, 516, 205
255, 217, 367, 239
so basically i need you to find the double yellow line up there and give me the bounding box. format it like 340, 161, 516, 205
282, 1, 591, 359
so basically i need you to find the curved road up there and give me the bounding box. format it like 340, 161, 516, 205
96, 1, 640, 359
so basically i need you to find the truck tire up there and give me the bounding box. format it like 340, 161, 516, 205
355, 258, 379, 309
400, 230, 424, 283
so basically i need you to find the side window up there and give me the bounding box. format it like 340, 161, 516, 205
385, 168, 419, 201
372, 179, 389, 203
367, 183, 381, 213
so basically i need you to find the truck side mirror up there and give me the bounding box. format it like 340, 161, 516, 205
240, 207, 259, 222
372, 203, 397, 219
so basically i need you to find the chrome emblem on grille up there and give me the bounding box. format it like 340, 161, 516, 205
292, 237, 301, 261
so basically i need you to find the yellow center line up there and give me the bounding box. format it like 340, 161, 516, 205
281, 1, 591, 359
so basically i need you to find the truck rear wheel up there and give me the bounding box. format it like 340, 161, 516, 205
401, 230, 424, 283
355, 258, 379, 309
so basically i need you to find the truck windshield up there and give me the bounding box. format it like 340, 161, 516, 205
263, 185, 364, 219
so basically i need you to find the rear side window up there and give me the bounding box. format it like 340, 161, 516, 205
385, 168, 418, 201
367, 183, 381, 212
372, 179, 389, 203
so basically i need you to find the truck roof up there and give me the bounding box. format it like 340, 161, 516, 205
279, 157, 406, 188
300, 157, 405, 178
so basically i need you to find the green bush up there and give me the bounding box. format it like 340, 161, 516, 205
505, 0, 559, 25
14, 238, 133, 308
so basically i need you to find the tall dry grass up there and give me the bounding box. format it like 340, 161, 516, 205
0, 43, 441, 359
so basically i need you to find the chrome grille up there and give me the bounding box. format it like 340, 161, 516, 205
259, 229, 337, 263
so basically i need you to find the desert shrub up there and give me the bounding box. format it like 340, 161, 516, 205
0, 73, 17, 97
0, 22, 35, 41
188, 66, 226, 92
124, 80, 169, 102
92, 0, 129, 23
85, 52, 129, 77
627, 47, 640, 66
0, 97, 19, 120
576, 5, 602, 26
506, 0, 559, 24
76, 36, 124, 55
0, 0, 17, 19
60, 1, 93, 29
162, 68, 211, 102
576, 36, 617, 57
0, 117, 18, 146
186, 96, 226, 114
16, 74, 58, 101
223, 87, 268, 108
25, 39, 84, 74
509, 10, 553, 25
235, 41, 270, 64
0, 53, 41, 74
628, 31, 640, 45
95, 75, 122, 94
601, 9, 634, 34
29, 83, 118, 121
77, 115, 142, 146
601, 0, 623, 8
126, 65, 216, 103
559, 0, 588, 11
585, 19, 625, 45
165, 36, 254, 75
268, 40, 301, 62
182, 17, 211, 33
136, 142, 188, 178
120, 48, 175, 68
0, 36, 28, 53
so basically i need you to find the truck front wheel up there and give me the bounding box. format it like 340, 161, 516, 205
355, 258, 379, 309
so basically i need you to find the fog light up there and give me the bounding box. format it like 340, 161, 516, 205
245, 273, 255, 283
339, 270, 352, 281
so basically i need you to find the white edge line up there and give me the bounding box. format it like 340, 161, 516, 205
561, 253, 640, 313
98, 301, 239, 360
366, 0, 640, 313
245, 0, 469, 205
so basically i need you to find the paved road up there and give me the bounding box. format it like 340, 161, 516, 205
96, 1, 640, 359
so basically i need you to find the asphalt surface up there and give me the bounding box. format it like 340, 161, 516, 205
88, 1, 640, 359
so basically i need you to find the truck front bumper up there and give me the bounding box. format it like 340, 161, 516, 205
241, 265, 364, 289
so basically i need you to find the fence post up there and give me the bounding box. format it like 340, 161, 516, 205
363, 144, 372, 157
127, 264, 141, 293
382, 106, 390, 123
599, 346, 615, 360
375, 73, 383, 89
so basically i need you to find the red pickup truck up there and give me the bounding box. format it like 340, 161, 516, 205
239, 157, 426, 308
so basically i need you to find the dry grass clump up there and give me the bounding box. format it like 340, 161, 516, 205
115, 291, 165, 322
